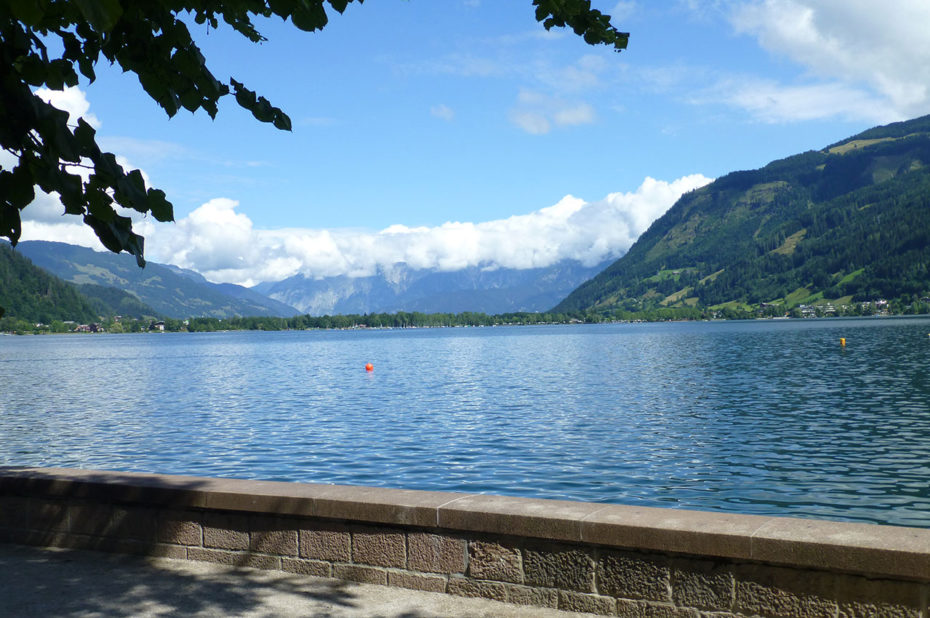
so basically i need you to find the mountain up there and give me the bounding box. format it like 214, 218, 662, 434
555, 115, 930, 315
75, 283, 159, 319
0, 242, 99, 323
254, 260, 613, 316
15, 241, 300, 319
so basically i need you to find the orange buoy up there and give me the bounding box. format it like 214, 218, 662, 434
365, 363, 374, 372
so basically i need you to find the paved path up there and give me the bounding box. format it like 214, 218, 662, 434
0, 544, 598, 617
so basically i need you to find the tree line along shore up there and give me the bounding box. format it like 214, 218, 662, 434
3, 298, 928, 336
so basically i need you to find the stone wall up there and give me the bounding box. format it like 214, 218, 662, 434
1, 467, 929, 616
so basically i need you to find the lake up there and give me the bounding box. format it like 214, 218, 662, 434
2, 317, 929, 527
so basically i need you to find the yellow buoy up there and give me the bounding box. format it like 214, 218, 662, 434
840, 337, 846, 347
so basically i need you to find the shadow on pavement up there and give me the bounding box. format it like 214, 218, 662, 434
0, 545, 445, 617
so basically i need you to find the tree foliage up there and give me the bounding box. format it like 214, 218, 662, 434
0, 0, 627, 268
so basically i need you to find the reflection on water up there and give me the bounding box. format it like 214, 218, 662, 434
2, 317, 930, 527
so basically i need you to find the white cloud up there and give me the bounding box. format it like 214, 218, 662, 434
729, 0, 930, 122
509, 110, 551, 135
21, 219, 101, 248
394, 38, 608, 133
537, 54, 608, 94
611, 2, 638, 22
19, 174, 714, 287
430, 104, 455, 121
35, 86, 101, 129
135, 174, 712, 286
697, 77, 891, 124
509, 89, 596, 134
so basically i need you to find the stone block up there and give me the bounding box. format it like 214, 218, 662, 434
281, 557, 332, 578
558, 591, 617, 616
437, 493, 603, 541
407, 532, 466, 574
671, 558, 734, 610
188, 547, 243, 565
300, 523, 351, 562
506, 584, 559, 608
615, 599, 701, 617
310, 484, 460, 528
580, 505, 761, 561
28, 499, 70, 532
351, 526, 405, 568
750, 515, 930, 581
93, 538, 187, 560
836, 576, 923, 618
147, 543, 189, 560
202, 512, 249, 550
333, 564, 387, 585
467, 540, 523, 583
66, 504, 112, 536
388, 571, 448, 593
156, 510, 201, 546
523, 542, 595, 592
0, 496, 29, 529
69, 505, 156, 541
733, 564, 837, 618
251, 528, 297, 556
46, 532, 94, 551
249, 518, 298, 556
597, 550, 671, 602
447, 577, 508, 602
188, 547, 280, 570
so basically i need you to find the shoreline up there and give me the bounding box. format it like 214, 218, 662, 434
2, 312, 925, 336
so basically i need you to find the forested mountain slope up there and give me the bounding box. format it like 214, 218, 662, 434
0, 243, 99, 322
555, 115, 930, 315
16, 241, 300, 319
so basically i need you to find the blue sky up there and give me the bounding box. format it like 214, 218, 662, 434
19, 1, 930, 285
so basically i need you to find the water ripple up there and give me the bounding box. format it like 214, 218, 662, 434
2, 318, 930, 527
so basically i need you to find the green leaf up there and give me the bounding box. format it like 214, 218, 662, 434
230, 79, 291, 130
146, 188, 174, 222
14, 55, 48, 86
328, 0, 351, 14
57, 172, 85, 215
114, 168, 148, 213
291, 1, 329, 31
85, 183, 115, 220
75, 0, 123, 32
9, 0, 48, 26
44, 59, 79, 89
74, 118, 98, 156
273, 111, 292, 131
0, 167, 36, 209
84, 213, 146, 267
0, 203, 23, 245
93, 152, 124, 184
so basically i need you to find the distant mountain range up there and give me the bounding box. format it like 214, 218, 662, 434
15, 241, 301, 319
557, 114, 930, 314
6, 240, 613, 320
253, 260, 612, 316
